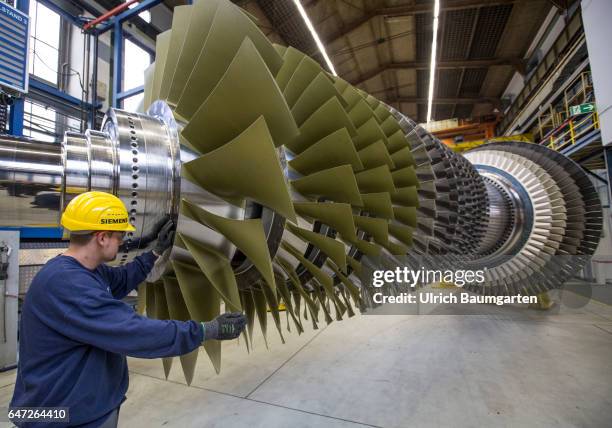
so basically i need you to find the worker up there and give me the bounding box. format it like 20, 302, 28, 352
9, 191, 247, 428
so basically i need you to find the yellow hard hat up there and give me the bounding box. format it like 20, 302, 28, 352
61, 191, 136, 232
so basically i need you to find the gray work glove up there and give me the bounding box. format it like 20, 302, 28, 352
201, 312, 247, 341
153, 218, 175, 257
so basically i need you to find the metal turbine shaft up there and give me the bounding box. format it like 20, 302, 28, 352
0, 0, 602, 381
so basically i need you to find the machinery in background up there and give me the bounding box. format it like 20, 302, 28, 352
0, 0, 602, 381
0, 231, 18, 370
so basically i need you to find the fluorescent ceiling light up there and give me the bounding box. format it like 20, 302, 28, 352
426, 0, 440, 123
293, 0, 338, 76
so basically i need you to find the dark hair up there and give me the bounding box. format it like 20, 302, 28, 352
69, 232, 95, 246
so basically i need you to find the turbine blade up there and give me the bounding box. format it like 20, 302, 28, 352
183, 116, 297, 222
286, 223, 347, 273
358, 140, 395, 170
162, 275, 199, 386
287, 97, 357, 154
175, 1, 282, 119
355, 165, 396, 193
158, 5, 191, 101
181, 199, 276, 292
181, 37, 298, 154
153, 282, 174, 379
166, 0, 220, 105
293, 202, 357, 241
179, 233, 242, 312
291, 165, 363, 206
288, 128, 363, 175
360, 192, 394, 219
172, 260, 221, 374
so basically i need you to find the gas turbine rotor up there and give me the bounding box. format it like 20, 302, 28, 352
0, 0, 602, 384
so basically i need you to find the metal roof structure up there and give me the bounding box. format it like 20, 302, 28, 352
230, 0, 555, 123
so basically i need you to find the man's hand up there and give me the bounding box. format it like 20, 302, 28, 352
153, 218, 176, 257
201, 312, 247, 341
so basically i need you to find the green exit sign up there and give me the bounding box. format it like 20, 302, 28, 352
569, 103, 596, 116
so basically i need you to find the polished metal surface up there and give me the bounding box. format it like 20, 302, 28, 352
476, 178, 513, 256
0, 136, 63, 227
0, 102, 601, 296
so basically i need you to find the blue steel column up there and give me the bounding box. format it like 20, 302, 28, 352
112, 20, 123, 108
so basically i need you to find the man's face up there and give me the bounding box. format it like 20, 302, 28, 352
95, 231, 125, 262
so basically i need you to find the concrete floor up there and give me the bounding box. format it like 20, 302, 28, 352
1, 292, 611, 428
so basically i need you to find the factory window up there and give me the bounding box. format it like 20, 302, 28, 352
122, 39, 152, 112
23, 101, 56, 142
28, 1, 61, 85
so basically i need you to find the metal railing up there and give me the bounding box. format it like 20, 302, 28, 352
543, 111, 599, 152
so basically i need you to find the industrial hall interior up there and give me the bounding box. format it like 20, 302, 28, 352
0, 0, 612, 427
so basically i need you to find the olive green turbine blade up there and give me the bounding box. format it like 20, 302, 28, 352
393, 206, 418, 227
339, 82, 364, 110
286, 97, 357, 154
281, 242, 346, 317
162, 275, 199, 386
355, 165, 396, 193
251, 287, 269, 349
283, 55, 329, 108
347, 238, 381, 258
273, 43, 287, 57
353, 215, 389, 246
158, 5, 192, 101
286, 222, 347, 273
392, 186, 419, 207
353, 117, 388, 150
389, 223, 414, 247
276, 257, 319, 328
181, 199, 276, 292
166, 0, 219, 105
392, 166, 419, 187
150, 30, 172, 103
390, 147, 415, 169
175, 0, 282, 119
361, 192, 394, 219
326, 261, 361, 306
181, 37, 298, 154
387, 130, 410, 154
153, 282, 174, 379
373, 103, 392, 123
291, 72, 346, 126
137, 283, 146, 315
358, 140, 395, 170
291, 165, 363, 206
260, 284, 285, 344
172, 260, 222, 374
348, 99, 377, 129
145, 282, 157, 318
275, 47, 305, 91
183, 116, 297, 223
347, 256, 363, 277
293, 202, 357, 241
240, 289, 256, 349
383, 241, 409, 256
143, 62, 155, 111
274, 271, 303, 333
288, 128, 363, 176
179, 233, 242, 312
380, 115, 402, 137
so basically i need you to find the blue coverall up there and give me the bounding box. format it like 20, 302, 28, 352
10, 252, 204, 427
